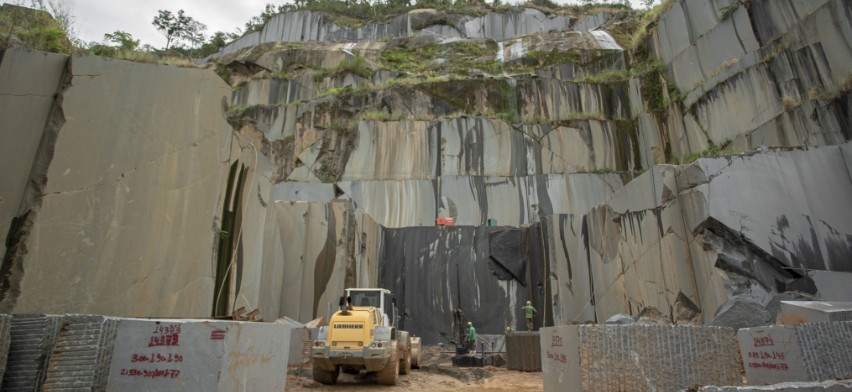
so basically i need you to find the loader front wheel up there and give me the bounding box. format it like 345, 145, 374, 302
376, 341, 399, 385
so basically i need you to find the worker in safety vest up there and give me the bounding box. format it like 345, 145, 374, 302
467, 321, 476, 352
522, 301, 537, 331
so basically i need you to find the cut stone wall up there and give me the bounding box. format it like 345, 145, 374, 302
541, 324, 741, 392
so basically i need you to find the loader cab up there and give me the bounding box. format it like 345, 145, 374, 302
345, 288, 396, 329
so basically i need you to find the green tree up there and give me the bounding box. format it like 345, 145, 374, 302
197, 31, 229, 57
103, 30, 138, 51
152, 9, 205, 50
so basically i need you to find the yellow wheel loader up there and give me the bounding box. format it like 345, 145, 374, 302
311, 288, 422, 385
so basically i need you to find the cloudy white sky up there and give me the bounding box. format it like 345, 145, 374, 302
4, 0, 648, 48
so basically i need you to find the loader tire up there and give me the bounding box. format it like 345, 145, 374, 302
400, 345, 412, 375
376, 341, 399, 385
312, 365, 339, 385
410, 337, 421, 369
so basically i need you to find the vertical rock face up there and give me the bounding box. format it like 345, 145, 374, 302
647, 0, 851, 153
376, 224, 545, 344
0, 51, 254, 318
207, 8, 573, 59
0, 49, 67, 260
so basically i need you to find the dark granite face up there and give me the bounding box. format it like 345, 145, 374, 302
377, 225, 548, 345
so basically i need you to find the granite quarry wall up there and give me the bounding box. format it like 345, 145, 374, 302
1, 0, 851, 351
0, 47, 267, 318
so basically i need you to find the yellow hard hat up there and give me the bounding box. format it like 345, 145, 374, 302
526, 301, 531, 305
467, 321, 472, 325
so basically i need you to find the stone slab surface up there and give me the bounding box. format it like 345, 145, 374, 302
701, 380, 852, 391
737, 322, 852, 385
541, 324, 741, 392
777, 301, 852, 324
105, 318, 291, 391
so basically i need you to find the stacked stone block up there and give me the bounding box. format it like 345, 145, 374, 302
0, 314, 11, 384
0, 316, 295, 391
777, 302, 852, 324
42, 315, 119, 391
506, 332, 541, 371
738, 322, 852, 385
1, 314, 63, 391
104, 319, 291, 391
541, 324, 742, 392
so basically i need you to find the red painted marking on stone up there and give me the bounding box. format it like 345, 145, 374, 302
120, 368, 181, 379
551, 335, 563, 347
546, 351, 567, 363
753, 336, 774, 347
148, 333, 180, 347
210, 329, 227, 340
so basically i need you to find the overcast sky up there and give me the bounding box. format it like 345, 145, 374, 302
3, 0, 648, 48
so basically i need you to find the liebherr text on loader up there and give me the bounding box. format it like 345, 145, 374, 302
311, 288, 422, 385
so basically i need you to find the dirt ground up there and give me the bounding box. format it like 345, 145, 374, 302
286, 346, 543, 391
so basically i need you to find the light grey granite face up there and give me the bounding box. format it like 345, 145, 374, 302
206, 8, 573, 60
105, 318, 291, 391
0, 52, 239, 317
0, 48, 67, 259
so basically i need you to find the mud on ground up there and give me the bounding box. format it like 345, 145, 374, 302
286, 346, 543, 391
